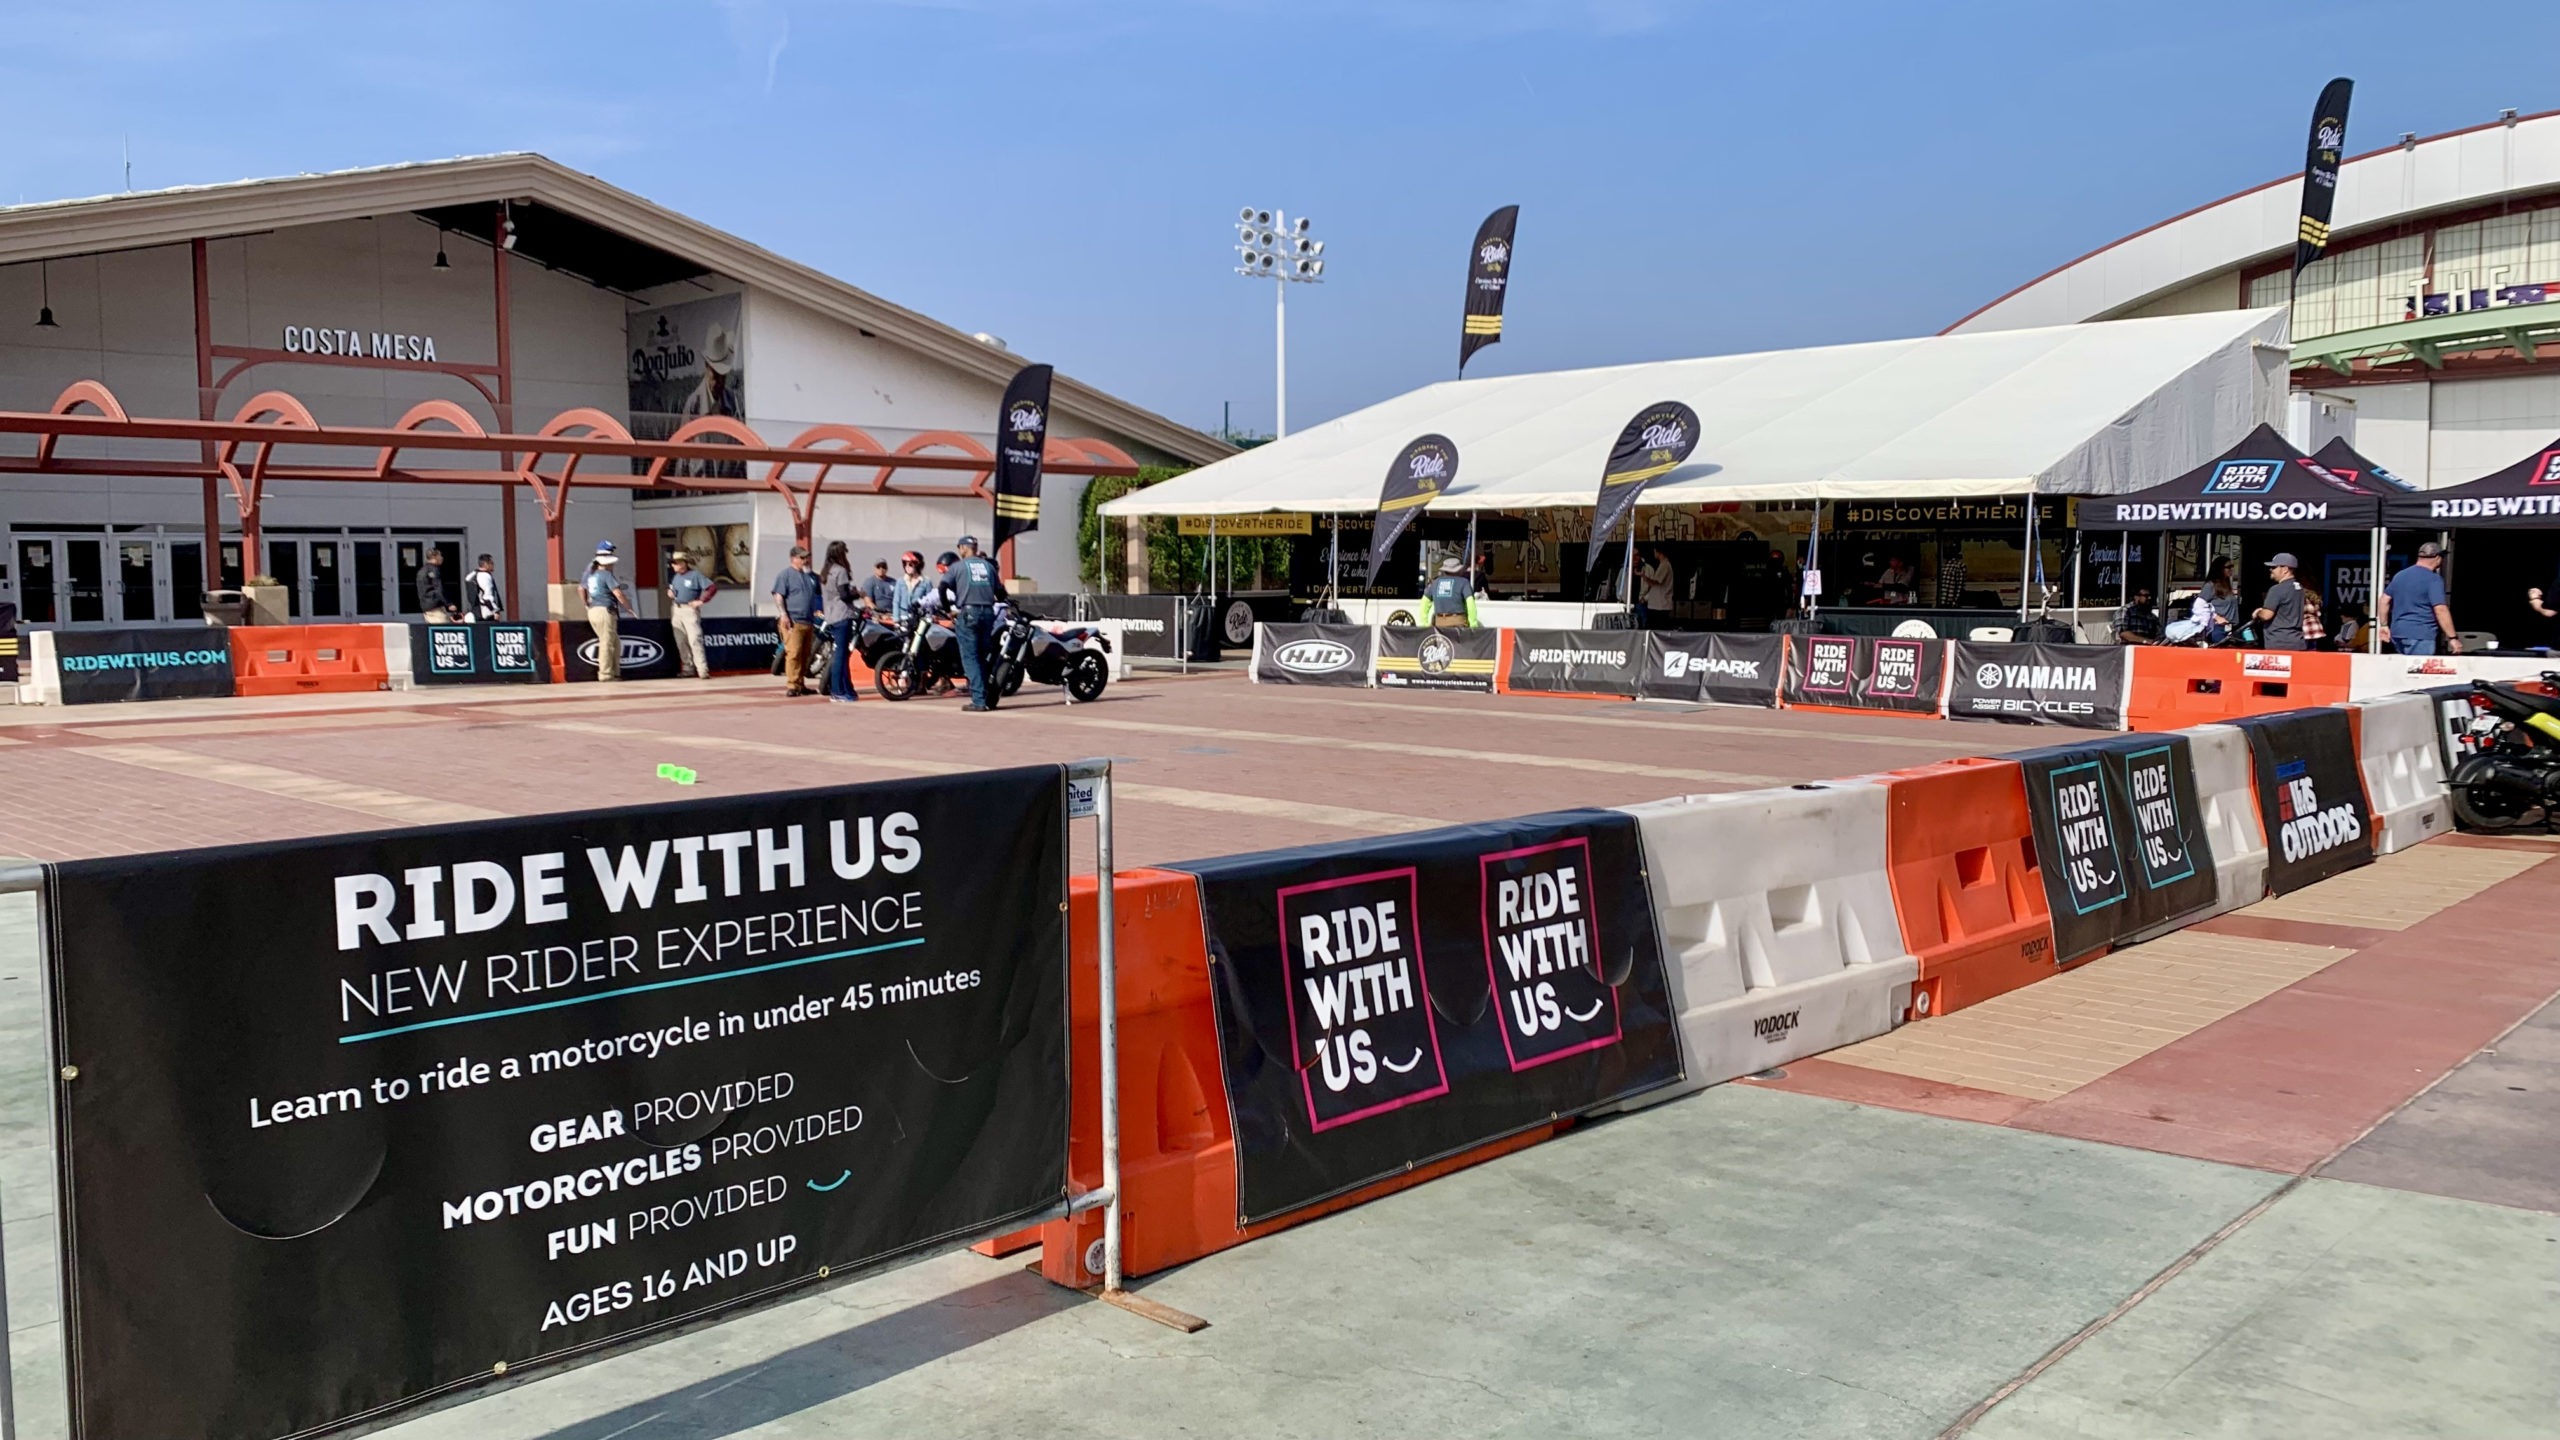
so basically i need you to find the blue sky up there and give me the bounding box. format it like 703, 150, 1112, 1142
4, 1, 2556, 439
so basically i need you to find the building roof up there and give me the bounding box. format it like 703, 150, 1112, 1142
0, 153, 1231, 466
1101, 308, 2285, 517
1950, 108, 2560, 334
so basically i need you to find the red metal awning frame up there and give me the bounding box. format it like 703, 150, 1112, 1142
0, 379, 1142, 591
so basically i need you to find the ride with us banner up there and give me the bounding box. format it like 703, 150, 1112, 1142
2233, 708, 2374, 893
2008, 735, 2219, 962
1505, 629, 1642, 697
1174, 809, 1680, 1225
1781, 634, 1944, 714
1946, 641, 2128, 730
40, 768, 1068, 1440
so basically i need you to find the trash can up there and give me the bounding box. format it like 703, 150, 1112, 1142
200, 589, 250, 626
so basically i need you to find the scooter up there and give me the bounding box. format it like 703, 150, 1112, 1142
2447, 675, 2560, 831
990, 604, 1112, 703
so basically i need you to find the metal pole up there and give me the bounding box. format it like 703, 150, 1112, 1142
1328, 514, 1338, 615
2372, 526, 2388, 652
1275, 277, 1287, 441
2018, 496, 2035, 624
1621, 530, 1635, 628
1805, 500, 1823, 625
2120, 531, 2130, 607
0, 862, 42, 1440
1091, 765, 1122, 1296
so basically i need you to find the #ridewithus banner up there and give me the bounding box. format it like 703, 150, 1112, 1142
43, 769, 1069, 1440
1946, 641, 2129, 730
1253, 622, 1372, 687
1376, 625, 1497, 692
2009, 734, 2220, 963
2233, 708, 2374, 894
1640, 631, 1785, 707
413, 623, 549, 685
1781, 634, 1944, 714
1505, 629, 1644, 697
1177, 810, 1680, 1225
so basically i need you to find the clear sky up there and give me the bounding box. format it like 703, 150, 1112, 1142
4, 1, 2556, 441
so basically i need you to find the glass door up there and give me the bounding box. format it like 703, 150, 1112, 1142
118, 540, 159, 623
171, 541, 204, 621
309, 540, 344, 617
267, 540, 302, 619
353, 540, 386, 617
65, 538, 105, 623
16, 539, 56, 623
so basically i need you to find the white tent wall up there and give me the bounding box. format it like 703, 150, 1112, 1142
1101, 309, 2289, 518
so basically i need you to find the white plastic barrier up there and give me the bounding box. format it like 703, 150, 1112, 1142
378, 623, 416, 692
1611, 780, 1917, 1106
2178, 722, 2267, 927
2349, 651, 2551, 700
2350, 692, 2453, 854
17, 630, 59, 705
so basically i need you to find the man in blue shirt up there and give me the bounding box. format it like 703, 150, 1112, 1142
937, 535, 1009, 711
770, 544, 823, 696
665, 550, 717, 680
861, 558, 897, 615
2380, 542, 2461, 656
580, 543, 634, 682
1426, 557, 1473, 629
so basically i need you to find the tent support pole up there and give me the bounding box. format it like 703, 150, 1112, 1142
1327, 513, 1338, 616
1805, 500, 1823, 626
2120, 530, 2130, 607
2069, 531, 2083, 620
2018, 496, 2035, 624
2371, 526, 2388, 653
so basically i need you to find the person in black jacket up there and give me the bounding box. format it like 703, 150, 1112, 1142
418, 547, 454, 622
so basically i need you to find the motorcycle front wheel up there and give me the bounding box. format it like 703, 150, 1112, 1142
875, 656, 918, 702
997, 660, 1025, 698
1066, 650, 1109, 703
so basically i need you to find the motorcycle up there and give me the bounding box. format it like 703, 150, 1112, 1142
863, 608, 966, 702
991, 605, 1112, 703
2448, 676, 2560, 831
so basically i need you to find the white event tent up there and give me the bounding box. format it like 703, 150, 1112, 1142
1103, 308, 2288, 517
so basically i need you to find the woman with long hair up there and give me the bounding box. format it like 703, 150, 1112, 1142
818, 540, 861, 702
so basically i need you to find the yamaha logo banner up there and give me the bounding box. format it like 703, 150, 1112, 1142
1947, 641, 2128, 730
38, 768, 1070, 1439
1587, 401, 1701, 570
2008, 734, 2218, 962
2295, 78, 2353, 275
1641, 632, 1786, 707
1781, 634, 1944, 714
1459, 204, 1519, 373
1365, 434, 1460, 588
2234, 709, 2373, 894
1178, 809, 1678, 1224
1376, 624, 1496, 692
1251, 622, 1372, 687
991, 362, 1054, 551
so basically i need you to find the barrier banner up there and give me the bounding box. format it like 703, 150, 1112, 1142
1376, 625, 1497, 692
1947, 641, 2129, 730
412, 623, 549, 685
52, 626, 236, 704
1178, 810, 1679, 1224
1640, 631, 1785, 707
699, 617, 790, 676
1253, 622, 1372, 686
1781, 633, 1943, 714
44, 769, 1069, 1439
560, 618, 681, 682
0, 601, 16, 683
2233, 709, 2374, 893
1506, 629, 1643, 697
1091, 595, 1215, 661
2010, 735, 2219, 962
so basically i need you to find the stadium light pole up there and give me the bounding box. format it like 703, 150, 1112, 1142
1234, 208, 1326, 439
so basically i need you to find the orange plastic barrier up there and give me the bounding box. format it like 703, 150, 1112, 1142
1877, 757, 2070, 1019
1031, 867, 1563, 1287
230, 624, 394, 696
2126, 648, 2351, 731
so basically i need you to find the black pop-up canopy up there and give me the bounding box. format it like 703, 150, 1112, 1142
2070, 423, 2385, 530
2384, 435, 2560, 528
2306, 435, 2418, 493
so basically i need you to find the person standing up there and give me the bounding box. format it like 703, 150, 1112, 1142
665, 550, 717, 679
862, 558, 897, 615
1639, 546, 1676, 628
819, 541, 862, 703
463, 553, 503, 621
2252, 553, 2307, 651
2301, 582, 2329, 650
771, 544, 822, 696
580, 542, 634, 681
2379, 541, 2461, 655
891, 551, 934, 617
1426, 556, 1473, 629
419, 547, 455, 622
939, 535, 1007, 711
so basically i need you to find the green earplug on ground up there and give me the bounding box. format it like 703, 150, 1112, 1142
656, 763, 697, 785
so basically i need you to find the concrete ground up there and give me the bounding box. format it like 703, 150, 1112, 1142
2, 669, 2556, 1438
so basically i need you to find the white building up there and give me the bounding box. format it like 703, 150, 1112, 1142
0, 153, 1227, 628
1951, 105, 2560, 490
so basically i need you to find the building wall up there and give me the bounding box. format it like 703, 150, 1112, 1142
2122, 270, 2241, 320
2429, 372, 2560, 485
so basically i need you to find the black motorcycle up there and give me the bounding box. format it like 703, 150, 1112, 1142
863, 608, 966, 702
991, 605, 1112, 703
2448, 676, 2560, 830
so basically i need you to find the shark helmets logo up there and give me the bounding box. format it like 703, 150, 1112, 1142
1273, 638, 1356, 675
1418, 631, 1458, 676
576, 635, 665, 670
1478, 238, 1509, 270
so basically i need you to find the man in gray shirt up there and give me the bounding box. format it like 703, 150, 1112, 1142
665, 551, 717, 679
2253, 552, 2307, 651
770, 546, 823, 697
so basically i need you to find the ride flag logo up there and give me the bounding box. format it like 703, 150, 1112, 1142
1277, 869, 1449, 1129
1480, 839, 1618, 1069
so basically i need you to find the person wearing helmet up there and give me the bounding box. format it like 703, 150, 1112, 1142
938, 535, 1009, 711
892, 551, 934, 617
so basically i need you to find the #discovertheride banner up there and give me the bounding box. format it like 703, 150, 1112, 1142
43, 770, 1068, 1439
1178, 810, 1680, 1225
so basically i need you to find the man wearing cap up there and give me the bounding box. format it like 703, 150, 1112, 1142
665, 550, 717, 680
861, 558, 897, 615
771, 544, 823, 697
2380, 542, 2461, 655
2252, 553, 2308, 651
1425, 556, 1474, 630
938, 535, 1008, 711
580, 542, 635, 681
